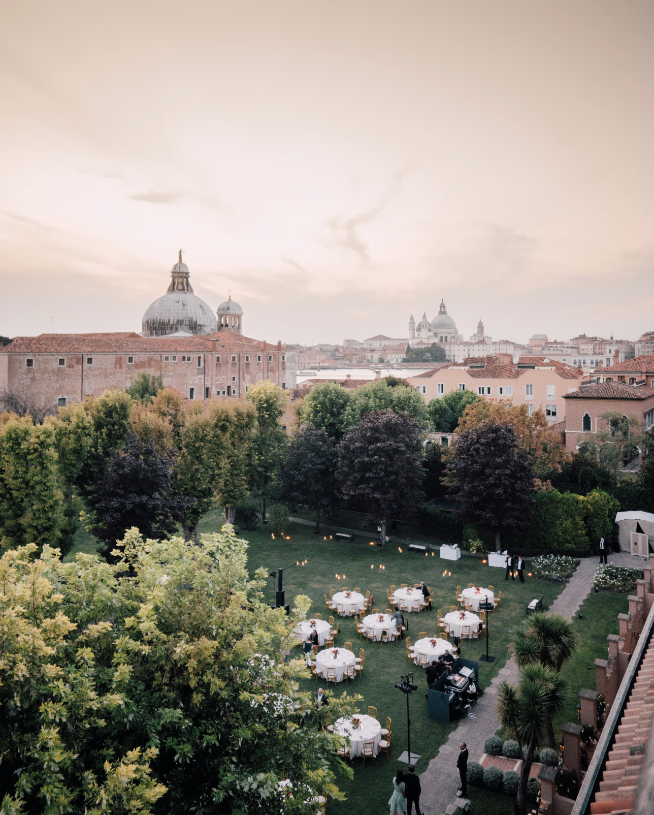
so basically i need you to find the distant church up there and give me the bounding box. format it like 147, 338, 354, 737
408, 300, 464, 345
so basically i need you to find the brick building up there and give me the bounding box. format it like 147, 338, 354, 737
596, 353, 654, 387
0, 332, 288, 411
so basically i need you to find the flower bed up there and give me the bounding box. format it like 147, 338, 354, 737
593, 564, 643, 592
531, 554, 578, 581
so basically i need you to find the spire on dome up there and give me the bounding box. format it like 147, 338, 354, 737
168, 251, 192, 293
439, 300, 447, 314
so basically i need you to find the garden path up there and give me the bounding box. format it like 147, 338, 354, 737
418, 552, 643, 813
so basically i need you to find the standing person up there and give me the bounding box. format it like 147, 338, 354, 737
404, 764, 421, 815
505, 553, 514, 581
599, 537, 608, 564
456, 742, 469, 798
388, 769, 407, 815
517, 555, 525, 583
315, 687, 328, 706
392, 609, 405, 640
420, 581, 432, 610
303, 636, 314, 668
426, 660, 439, 687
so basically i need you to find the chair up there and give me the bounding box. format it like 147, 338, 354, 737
356, 648, 365, 662
478, 610, 486, 621
324, 594, 333, 609
329, 589, 336, 598
324, 637, 334, 650
355, 616, 365, 638
344, 663, 356, 683
336, 744, 350, 761
380, 716, 391, 736
398, 600, 408, 612
355, 657, 364, 675
414, 583, 421, 588
487, 585, 494, 591
329, 615, 335, 628
365, 626, 374, 641
381, 630, 389, 643
366, 590, 370, 599
401, 583, 408, 588
461, 625, 471, 640
314, 613, 322, 619
389, 585, 396, 592
468, 583, 474, 588
361, 740, 375, 767
450, 605, 458, 613
344, 641, 353, 652
341, 587, 348, 592
418, 653, 430, 668
418, 632, 427, 640
349, 603, 358, 617
336, 604, 344, 616
456, 586, 461, 596
437, 609, 442, 620
495, 591, 502, 608
379, 731, 391, 759
312, 663, 322, 681
326, 667, 337, 683
385, 608, 392, 616
354, 587, 361, 593
372, 608, 380, 614
426, 588, 433, 610
470, 625, 479, 639
368, 705, 377, 719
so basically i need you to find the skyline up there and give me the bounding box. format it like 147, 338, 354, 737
1, 1, 653, 345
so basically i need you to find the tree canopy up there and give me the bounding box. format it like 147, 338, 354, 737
343, 380, 429, 429
403, 343, 447, 363
427, 389, 480, 433
298, 382, 352, 441
124, 372, 164, 404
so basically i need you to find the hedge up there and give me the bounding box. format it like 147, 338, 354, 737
502, 739, 521, 759
484, 735, 504, 756
483, 766, 504, 791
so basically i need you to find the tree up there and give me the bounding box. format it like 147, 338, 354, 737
125, 372, 164, 404
218, 401, 256, 524
578, 411, 644, 471
403, 343, 447, 363
497, 664, 567, 815
446, 421, 535, 550
298, 382, 352, 441
550, 452, 617, 496
422, 441, 448, 501
0, 416, 63, 552
279, 424, 339, 532
89, 432, 183, 559
0, 335, 12, 346
528, 490, 591, 554
584, 489, 620, 548
0, 530, 354, 814
457, 399, 570, 479
0, 386, 57, 423
427, 389, 479, 432
338, 410, 425, 543
343, 380, 430, 429
247, 382, 289, 522
512, 613, 577, 747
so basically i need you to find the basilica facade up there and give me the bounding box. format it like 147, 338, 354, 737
408, 300, 463, 345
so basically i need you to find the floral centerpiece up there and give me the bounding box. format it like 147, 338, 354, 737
378, 615, 385, 622
429, 638, 438, 647
351, 717, 361, 730
309, 619, 316, 627
345, 591, 352, 598
332, 649, 340, 659
459, 611, 466, 620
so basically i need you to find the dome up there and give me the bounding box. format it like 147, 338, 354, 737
431, 299, 456, 329
141, 252, 217, 337
217, 296, 243, 315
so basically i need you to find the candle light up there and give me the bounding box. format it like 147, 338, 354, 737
528, 572, 532, 577
296, 561, 299, 565
272, 534, 275, 539
398, 547, 403, 553
371, 565, 374, 569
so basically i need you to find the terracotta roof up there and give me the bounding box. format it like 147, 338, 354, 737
411, 366, 449, 378
564, 383, 654, 400
410, 357, 583, 381
364, 334, 395, 341
0, 332, 280, 354
600, 353, 654, 373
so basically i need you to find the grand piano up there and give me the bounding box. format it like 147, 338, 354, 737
427, 658, 479, 722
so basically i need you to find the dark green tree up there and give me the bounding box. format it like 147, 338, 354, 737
446, 421, 535, 550
550, 452, 616, 495
125, 373, 164, 404
427, 389, 480, 432
422, 441, 448, 500
343, 379, 429, 429
279, 424, 339, 533
403, 343, 447, 363
247, 382, 289, 522
338, 410, 424, 543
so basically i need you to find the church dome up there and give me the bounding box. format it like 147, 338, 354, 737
431, 300, 456, 329
217, 296, 243, 315
142, 252, 217, 337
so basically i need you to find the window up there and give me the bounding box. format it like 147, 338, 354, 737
216, 355, 221, 363
26, 358, 34, 367
164, 355, 170, 362
245, 355, 250, 362
477, 386, 491, 395
231, 355, 236, 362
628, 377, 636, 385
86, 357, 93, 365
582, 413, 591, 432
457, 383, 466, 391
498, 386, 513, 396
57, 397, 67, 407
651, 380, 654, 388
437, 383, 444, 395
189, 387, 195, 400
646, 410, 654, 431
528, 404, 534, 416
58, 358, 65, 367
183, 355, 191, 363
606, 358, 610, 366
232, 376, 236, 382
257, 355, 261, 362
197, 356, 202, 368
282, 355, 285, 361
268, 355, 273, 362
525, 384, 533, 397
128, 356, 134, 364
205, 387, 210, 399
546, 385, 555, 399
546, 404, 557, 418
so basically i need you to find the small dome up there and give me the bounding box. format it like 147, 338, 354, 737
431, 299, 456, 329
217, 296, 243, 315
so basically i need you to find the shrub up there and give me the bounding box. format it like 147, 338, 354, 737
234, 499, 260, 531
483, 766, 504, 791
467, 761, 484, 787
503, 770, 520, 797
580, 724, 598, 744
269, 502, 290, 536
484, 735, 504, 756
555, 767, 579, 799
528, 489, 591, 553
468, 538, 488, 554
593, 564, 642, 592
527, 777, 540, 802
416, 504, 463, 542
502, 739, 521, 759
531, 554, 578, 581
524, 745, 540, 764
539, 748, 559, 767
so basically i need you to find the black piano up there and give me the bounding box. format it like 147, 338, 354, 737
427, 660, 479, 722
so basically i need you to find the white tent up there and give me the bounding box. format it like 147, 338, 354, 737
614, 511, 654, 554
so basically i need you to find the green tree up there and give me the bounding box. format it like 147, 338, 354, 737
125, 372, 164, 404
512, 613, 578, 747
584, 489, 620, 549
427, 389, 479, 432
422, 441, 448, 501
247, 381, 289, 522
279, 424, 339, 533
298, 382, 351, 441
343, 380, 429, 429
0, 531, 353, 814
338, 409, 425, 544
578, 411, 644, 471
528, 490, 591, 554
550, 452, 617, 495
446, 421, 535, 551
0, 416, 63, 552
403, 343, 447, 363
218, 401, 256, 524
497, 664, 567, 815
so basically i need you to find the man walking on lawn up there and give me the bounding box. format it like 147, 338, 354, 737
404, 763, 421, 815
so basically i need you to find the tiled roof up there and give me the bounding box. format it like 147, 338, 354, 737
0, 332, 280, 354
411, 366, 449, 378
600, 353, 654, 373
364, 334, 395, 341
411, 357, 582, 381
564, 383, 654, 400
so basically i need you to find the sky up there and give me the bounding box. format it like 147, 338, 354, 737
1, 0, 653, 346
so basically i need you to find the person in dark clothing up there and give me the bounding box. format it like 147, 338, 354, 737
309, 628, 319, 648
456, 742, 469, 797
442, 650, 455, 673
392, 610, 405, 639
599, 537, 608, 564
517, 556, 525, 583
426, 660, 439, 687
419, 582, 432, 610
303, 637, 314, 667
315, 687, 328, 706
404, 763, 421, 815
505, 553, 514, 581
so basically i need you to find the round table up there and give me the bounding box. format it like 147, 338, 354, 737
334, 714, 382, 758
294, 619, 332, 646
332, 591, 366, 616
460, 587, 495, 612
362, 613, 397, 642
393, 587, 424, 613
412, 636, 451, 666
443, 610, 481, 639
315, 647, 357, 682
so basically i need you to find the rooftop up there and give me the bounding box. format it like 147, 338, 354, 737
600, 353, 654, 373
563, 382, 654, 400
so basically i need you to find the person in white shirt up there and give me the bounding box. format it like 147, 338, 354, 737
464, 680, 477, 709
599, 537, 608, 564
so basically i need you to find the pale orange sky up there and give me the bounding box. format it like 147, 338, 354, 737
1, 0, 653, 345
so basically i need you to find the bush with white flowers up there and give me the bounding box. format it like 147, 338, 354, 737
593, 564, 642, 592
531, 554, 578, 581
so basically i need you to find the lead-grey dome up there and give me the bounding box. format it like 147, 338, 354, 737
431, 299, 456, 329
142, 252, 217, 337
217, 296, 243, 315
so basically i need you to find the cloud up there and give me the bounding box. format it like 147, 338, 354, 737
128, 190, 184, 205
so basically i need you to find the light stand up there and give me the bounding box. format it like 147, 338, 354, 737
394, 672, 420, 764
479, 599, 495, 663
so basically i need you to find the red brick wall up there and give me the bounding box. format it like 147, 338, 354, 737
563, 395, 654, 450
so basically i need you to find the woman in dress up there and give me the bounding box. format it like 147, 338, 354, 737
388, 768, 407, 815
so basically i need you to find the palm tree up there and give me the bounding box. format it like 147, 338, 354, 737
512, 612, 577, 747
497, 664, 567, 815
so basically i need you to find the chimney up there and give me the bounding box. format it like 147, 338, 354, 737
597, 360, 602, 369
346, 373, 351, 380
374, 370, 381, 380
614, 349, 619, 364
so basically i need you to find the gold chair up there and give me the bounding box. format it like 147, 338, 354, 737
398, 600, 408, 612
478, 610, 486, 621
355, 657, 364, 675
418, 631, 427, 640
456, 586, 461, 595
439, 627, 449, 640
381, 630, 389, 643
449, 605, 458, 613
329, 589, 336, 598
337, 744, 350, 761
368, 705, 377, 719
372, 608, 380, 614
344, 641, 353, 652
418, 653, 430, 668
329, 615, 335, 628
356, 648, 365, 662
314, 613, 322, 619
468, 583, 474, 588
381, 716, 391, 736
326, 667, 337, 683
361, 740, 375, 767
344, 663, 356, 683
495, 590, 502, 608
336, 604, 345, 616
324, 637, 334, 650
354, 587, 361, 593
366, 590, 370, 599
487, 585, 494, 591
470, 624, 479, 639
389, 585, 397, 592
312, 663, 322, 681
348, 603, 357, 617
385, 608, 393, 615
379, 731, 391, 759
437, 609, 443, 620
401, 583, 408, 588
341, 587, 348, 592
461, 625, 471, 640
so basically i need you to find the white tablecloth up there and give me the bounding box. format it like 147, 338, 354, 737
488, 552, 506, 568
393, 587, 424, 612
412, 637, 451, 666
315, 647, 357, 682
332, 591, 366, 616
335, 714, 382, 758
362, 613, 397, 642
294, 619, 332, 646
460, 588, 495, 612
443, 610, 481, 639
440, 545, 461, 560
